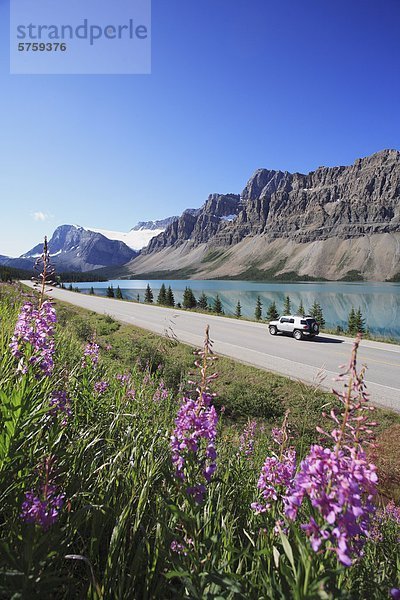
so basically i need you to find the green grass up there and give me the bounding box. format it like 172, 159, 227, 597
1, 282, 399, 599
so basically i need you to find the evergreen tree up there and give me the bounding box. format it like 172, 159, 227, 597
106, 285, 115, 298
235, 300, 242, 318
298, 299, 305, 316
144, 284, 154, 303
197, 292, 208, 310
166, 286, 175, 307
283, 295, 291, 314
347, 307, 356, 334
116, 286, 123, 300
183, 287, 197, 309
266, 301, 279, 321
157, 283, 167, 305
89, 286, 95, 295
255, 296, 262, 321
309, 300, 325, 329
212, 294, 223, 314
137, 293, 140, 302
354, 307, 366, 334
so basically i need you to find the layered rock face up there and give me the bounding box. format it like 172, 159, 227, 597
235, 149, 399, 243
146, 193, 242, 252
127, 150, 400, 281
146, 149, 400, 252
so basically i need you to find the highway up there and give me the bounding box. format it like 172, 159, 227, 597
22, 282, 400, 412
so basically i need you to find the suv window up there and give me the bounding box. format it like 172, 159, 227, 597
280, 318, 289, 323
289, 319, 294, 323
300, 319, 307, 325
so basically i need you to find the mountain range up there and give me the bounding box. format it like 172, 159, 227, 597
1, 150, 399, 280
123, 149, 400, 281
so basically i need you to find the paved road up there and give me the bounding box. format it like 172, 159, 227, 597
22, 283, 400, 412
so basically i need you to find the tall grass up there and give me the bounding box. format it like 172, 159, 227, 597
0, 282, 399, 599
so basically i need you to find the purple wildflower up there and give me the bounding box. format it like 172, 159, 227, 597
284, 445, 378, 566
170, 326, 218, 503
116, 373, 131, 385
391, 590, 400, 600
94, 380, 109, 395
10, 300, 56, 376
153, 379, 169, 402
49, 391, 71, 426
21, 458, 65, 529
170, 537, 194, 556
252, 411, 295, 514
251, 449, 296, 514
385, 501, 400, 525
239, 419, 257, 458
82, 339, 99, 368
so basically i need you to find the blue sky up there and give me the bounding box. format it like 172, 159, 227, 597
1, 0, 399, 256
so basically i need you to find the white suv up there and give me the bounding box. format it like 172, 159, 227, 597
268, 315, 320, 340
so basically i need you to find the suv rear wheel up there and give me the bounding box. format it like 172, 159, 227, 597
269, 325, 277, 335
293, 329, 302, 340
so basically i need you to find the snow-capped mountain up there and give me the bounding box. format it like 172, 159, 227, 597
0, 217, 178, 273
19, 224, 138, 272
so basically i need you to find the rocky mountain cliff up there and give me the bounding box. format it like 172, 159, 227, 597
132, 217, 178, 231
125, 150, 400, 281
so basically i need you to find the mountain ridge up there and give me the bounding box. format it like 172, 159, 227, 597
124, 149, 400, 281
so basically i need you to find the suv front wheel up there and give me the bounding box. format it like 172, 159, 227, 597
293, 330, 302, 340
269, 325, 277, 335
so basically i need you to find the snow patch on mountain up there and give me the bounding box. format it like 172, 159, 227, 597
86, 227, 165, 251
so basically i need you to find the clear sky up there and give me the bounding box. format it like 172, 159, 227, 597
1, 0, 399, 256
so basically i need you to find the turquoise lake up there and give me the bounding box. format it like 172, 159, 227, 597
71, 280, 400, 340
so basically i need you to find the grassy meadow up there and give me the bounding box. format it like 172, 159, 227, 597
0, 281, 399, 599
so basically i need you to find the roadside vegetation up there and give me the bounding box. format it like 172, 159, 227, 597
1, 253, 400, 598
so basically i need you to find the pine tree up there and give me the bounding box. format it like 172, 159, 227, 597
116, 286, 123, 300
347, 307, 356, 334
354, 307, 366, 334
197, 292, 208, 310
89, 286, 95, 295
255, 296, 262, 320
183, 287, 197, 309
298, 299, 305, 316
235, 300, 242, 318
144, 284, 154, 303
166, 286, 175, 307
309, 300, 325, 329
266, 301, 279, 321
283, 295, 291, 314
157, 283, 167, 305
106, 285, 115, 298
212, 294, 223, 314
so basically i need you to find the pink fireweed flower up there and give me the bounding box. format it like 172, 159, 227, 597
171, 392, 218, 501
153, 379, 169, 402
116, 373, 131, 385
49, 391, 71, 426
239, 419, 258, 458
385, 500, 400, 525
94, 380, 109, 395
170, 326, 219, 503
251, 449, 296, 514
20, 457, 65, 530
284, 445, 378, 566
82, 339, 99, 368
10, 300, 56, 376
